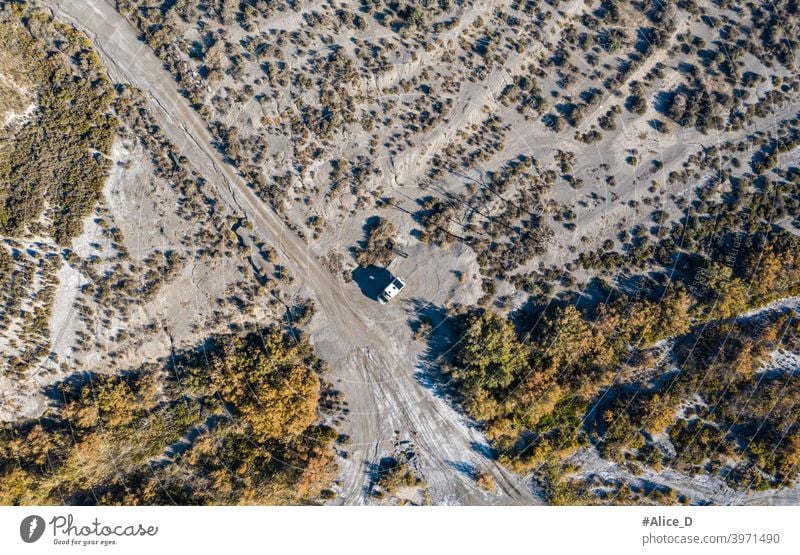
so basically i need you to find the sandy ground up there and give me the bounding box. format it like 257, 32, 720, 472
45, 0, 539, 505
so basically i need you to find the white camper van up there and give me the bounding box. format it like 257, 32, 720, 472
378, 277, 406, 304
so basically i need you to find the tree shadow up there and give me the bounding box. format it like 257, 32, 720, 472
446, 460, 477, 479
471, 441, 497, 460
41, 371, 95, 405
654, 89, 678, 114
356, 215, 382, 251
408, 299, 461, 401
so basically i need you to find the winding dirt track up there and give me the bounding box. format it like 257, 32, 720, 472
45, 0, 537, 504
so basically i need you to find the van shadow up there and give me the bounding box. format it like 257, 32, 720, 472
351, 265, 393, 301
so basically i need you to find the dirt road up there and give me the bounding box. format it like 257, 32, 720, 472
44, 0, 537, 504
